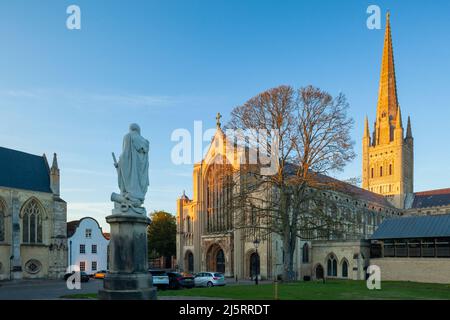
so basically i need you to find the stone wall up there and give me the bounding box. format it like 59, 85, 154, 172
311, 240, 370, 280
0, 187, 67, 279
371, 258, 450, 284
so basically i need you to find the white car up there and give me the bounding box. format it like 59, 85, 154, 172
149, 270, 169, 289
194, 272, 226, 287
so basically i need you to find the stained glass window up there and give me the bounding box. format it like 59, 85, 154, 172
22, 199, 43, 243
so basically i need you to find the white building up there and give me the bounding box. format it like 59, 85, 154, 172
67, 217, 109, 275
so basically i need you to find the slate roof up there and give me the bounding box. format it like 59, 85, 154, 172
371, 214, 450, 240
0, 146, 52, 193
412, 188, 450, 209
67, 220, 80, 238
283, 163, 395, 209
314, 172, 395, 208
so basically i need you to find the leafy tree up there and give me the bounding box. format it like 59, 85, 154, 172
147, 211, 176, 258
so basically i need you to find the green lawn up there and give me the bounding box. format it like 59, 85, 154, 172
156, 280, 450, 300
62, 280, 450, 300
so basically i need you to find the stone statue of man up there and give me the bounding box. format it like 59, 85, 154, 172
111, 123, 149, 214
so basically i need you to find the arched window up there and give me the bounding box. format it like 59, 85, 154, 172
371, 168, 374, 178
389, 164, 393, 175
342, 260, 348, 278
302, 243, 309, 263
186, 216, 191, 233
22, 199, 43, 244
206, 162, 233, 233
186, 251, 194, 272
327, 254, 337, 277
0, 201, 5, 242
380, 166, 383, 177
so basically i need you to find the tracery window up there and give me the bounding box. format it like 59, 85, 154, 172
22, 199, 43, 244
206, 162, 233, 233
327, 254, 338, 277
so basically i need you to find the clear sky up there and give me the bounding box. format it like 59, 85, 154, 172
1, 0, 449, 231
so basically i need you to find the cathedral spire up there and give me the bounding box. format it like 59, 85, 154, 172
364, 116, 370, 138
376, 11, 399, 123
406, 116, 413, 139
395, 105, 403, 128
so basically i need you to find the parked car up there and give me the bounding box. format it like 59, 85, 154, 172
93, 270, 108, 279
194, 272, 226, 287
167, 272, 195, 289
63, 271, 90, 282
149, 270, 170, 289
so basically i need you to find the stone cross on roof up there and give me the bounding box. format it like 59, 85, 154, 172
216, 112, 222, 128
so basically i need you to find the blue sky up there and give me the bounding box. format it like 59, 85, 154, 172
1, 0, 449, 231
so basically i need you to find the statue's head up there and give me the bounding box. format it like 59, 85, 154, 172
129, 123, 141, 135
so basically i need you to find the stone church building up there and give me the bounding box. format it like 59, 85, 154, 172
176, 14, 450, 282
0, 147, 67, 280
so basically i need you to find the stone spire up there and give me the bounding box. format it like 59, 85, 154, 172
376, 11, 399, 122
50, 153, 60, 196
363, 116, 370, 138
395, 105, 403, 128
51, 153, 59, 170
406, 116, 413, 139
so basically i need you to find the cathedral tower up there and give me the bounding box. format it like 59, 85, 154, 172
362, 13, 414, 209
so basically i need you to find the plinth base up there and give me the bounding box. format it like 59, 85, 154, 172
98, 212, 156, 300
99, 273, 157, 300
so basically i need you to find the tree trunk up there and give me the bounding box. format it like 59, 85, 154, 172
282, 237, 296, 281
281, 188, 296, 282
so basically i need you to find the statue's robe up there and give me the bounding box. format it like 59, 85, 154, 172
117, 131, 149, 202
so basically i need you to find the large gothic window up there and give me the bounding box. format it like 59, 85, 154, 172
206, 162, 233, 233
0, 201, 5, 242
22, 199, 43, 244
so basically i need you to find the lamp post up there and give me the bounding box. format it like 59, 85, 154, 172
253, 238, 260, 285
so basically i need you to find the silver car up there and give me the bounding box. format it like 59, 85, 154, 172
149, 270, 169, 289
194, 272, 226, 287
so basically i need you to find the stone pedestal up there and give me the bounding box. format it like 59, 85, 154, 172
99, 213, 157, 300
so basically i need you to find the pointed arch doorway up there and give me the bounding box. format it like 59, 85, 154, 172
206, 244, 226, 274
249, 252, 260, 280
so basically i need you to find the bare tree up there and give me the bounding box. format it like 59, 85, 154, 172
220, 85, 356, 281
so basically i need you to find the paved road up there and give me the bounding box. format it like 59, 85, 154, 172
0, 278, 272, 300
0, 279, 103, 300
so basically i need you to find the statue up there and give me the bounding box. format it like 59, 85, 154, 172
99, 123, 156, 300
111, 123, 149, 215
